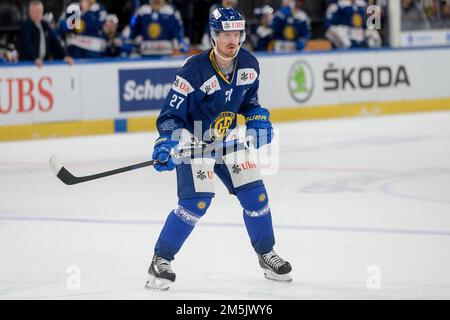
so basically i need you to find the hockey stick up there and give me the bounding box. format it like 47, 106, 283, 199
49, 139, 250, 185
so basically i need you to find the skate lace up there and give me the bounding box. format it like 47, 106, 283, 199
156, 257, 173, 273
262, 251, 286, 270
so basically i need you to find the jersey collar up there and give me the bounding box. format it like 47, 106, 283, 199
209, 49, 237, 85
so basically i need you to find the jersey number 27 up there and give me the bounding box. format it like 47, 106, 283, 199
169, 94, 184, 109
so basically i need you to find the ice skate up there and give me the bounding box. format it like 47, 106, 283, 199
258, 250, 292, 282
145, 255, 176, 291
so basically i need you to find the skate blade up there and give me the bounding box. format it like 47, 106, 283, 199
145, 274, 174, 291
263, 269, 293, 282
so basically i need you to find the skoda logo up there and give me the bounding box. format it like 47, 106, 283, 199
288, 60, 314, 103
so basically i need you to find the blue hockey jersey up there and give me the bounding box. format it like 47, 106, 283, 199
130, 4, 185, 56
60, 2, 107, 55
156, 48, 262, 143
325, 0, 372, 48
271, 6, 311, 52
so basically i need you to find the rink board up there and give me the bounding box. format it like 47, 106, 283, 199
1, 47, 450, 141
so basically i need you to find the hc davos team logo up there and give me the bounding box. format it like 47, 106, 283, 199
288, 60, 314, 103
210, 111, 235, 141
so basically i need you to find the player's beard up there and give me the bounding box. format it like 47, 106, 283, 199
218, 44, 238, 59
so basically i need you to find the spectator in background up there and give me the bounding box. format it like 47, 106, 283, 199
0, 35, 19, 64
401, 0, 431, 31
271, 0, 311, 53
0, 43, 18, 63
301, 0, 329, 39
128, 0, 188, 57
103, 14, 123, 57
20, 0, 73, 67
325, 0, 381, 48
421, 0, 450, 29
251, 4, 274, 51
60, 0, 108, 58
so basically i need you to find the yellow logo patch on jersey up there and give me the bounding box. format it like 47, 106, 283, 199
283, 25, 297, 41
210, 112, 236, 141
75, 18, 86, 33
352, 14, 363, 28
148, 22, 161, 39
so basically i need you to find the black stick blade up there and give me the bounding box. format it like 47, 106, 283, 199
49, 154, 155, 185
57, 166, 82, 185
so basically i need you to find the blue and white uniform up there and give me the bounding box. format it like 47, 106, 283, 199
325, 0, 381, 48
129, 4, 187, 56
60, 2, 108, 58
271, 5, 311, 52
152, 8, 276, 262
157, 48, 261, 148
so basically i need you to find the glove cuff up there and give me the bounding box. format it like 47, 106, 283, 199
244, 108, 271, 124
154, 135, 178, 148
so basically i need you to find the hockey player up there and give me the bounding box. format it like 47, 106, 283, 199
0, 44, 18, 63
325, 0, 381, 48
251, 5, 274, 52
60, 0, 108, 58
102, 14, 123, 57
128, 0, 188, 57
271, 0, 311, 52
145, 7, 292, 291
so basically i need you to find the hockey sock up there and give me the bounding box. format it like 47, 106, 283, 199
237, 185, 275, 254
154, 197, 211, 260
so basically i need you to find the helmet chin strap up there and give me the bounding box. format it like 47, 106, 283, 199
212, 44, 242, 61
210, 31, 244, 61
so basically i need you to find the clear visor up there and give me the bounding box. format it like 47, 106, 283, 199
210, 29, 246, 61
211, 30, 246, 45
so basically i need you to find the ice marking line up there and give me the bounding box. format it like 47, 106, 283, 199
381, 178, 450, 205
0, 215, 450, 236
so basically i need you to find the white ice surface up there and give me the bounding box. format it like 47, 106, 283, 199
1, 111, 450, 299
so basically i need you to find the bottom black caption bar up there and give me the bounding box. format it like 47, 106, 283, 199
2, 300, 448, 318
